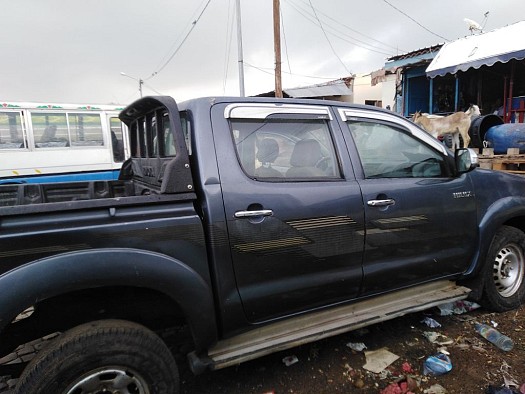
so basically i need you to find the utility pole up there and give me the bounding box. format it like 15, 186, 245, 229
273, 0, 283, 98
120, 72, 144, 98
236, 0, 245, 97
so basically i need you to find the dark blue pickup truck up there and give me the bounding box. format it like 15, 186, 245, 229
1, 96, 524, 393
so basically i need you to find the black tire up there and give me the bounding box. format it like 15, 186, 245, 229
15, 319, 179, 394
482, 226, 525, 311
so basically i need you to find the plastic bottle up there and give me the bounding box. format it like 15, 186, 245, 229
423, 353, 452, 376
474, 323, 514, 351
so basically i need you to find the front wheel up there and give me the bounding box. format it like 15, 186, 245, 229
482, 226, 525, 311
15, 319, 179, 394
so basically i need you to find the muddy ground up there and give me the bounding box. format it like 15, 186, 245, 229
180, 303, 525, 394
0, 303, 522, 393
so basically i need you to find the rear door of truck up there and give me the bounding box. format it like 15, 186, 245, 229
212, 102, 365, 323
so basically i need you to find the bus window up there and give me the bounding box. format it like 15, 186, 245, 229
0, 111, 26, 149
32, 113, 69, 148
69, 113, 104, 147
110, 117, 125, 162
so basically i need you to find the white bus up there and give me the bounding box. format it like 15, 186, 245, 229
0, 101, 130, 184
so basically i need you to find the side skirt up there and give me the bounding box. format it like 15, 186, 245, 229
207, 281, 469, 370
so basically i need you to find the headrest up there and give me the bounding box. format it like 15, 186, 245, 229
290, 139, 322, 167
257, 138, 279, 164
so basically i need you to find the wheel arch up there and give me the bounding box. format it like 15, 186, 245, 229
465, 197, 525, 277
0, 248, 217, 355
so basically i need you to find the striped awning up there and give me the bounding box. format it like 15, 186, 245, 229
426, 21, 525, 78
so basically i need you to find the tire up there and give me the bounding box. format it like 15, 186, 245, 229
482, 226, 525, 311
15, 319, 179, 394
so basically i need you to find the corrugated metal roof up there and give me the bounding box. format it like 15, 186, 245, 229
284, 77, 353, 98
387, 44, 443, 62
426, 21, 525, 78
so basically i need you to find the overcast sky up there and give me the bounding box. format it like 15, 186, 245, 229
0, 0, 523, 105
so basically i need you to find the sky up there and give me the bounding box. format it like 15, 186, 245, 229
0, 0, 523, 105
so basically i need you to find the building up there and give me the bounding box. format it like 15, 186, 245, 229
426, 20, 525, 123
385, 21, 525, 122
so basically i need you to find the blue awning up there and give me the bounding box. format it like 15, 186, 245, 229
426, 21, 525, 78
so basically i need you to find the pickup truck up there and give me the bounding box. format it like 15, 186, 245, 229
1, 96, 524, 393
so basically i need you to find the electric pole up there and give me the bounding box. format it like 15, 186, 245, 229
273, 0, 283, 98
236, 0, 245, 97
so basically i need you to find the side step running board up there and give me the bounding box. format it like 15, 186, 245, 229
208, 281, 470, 370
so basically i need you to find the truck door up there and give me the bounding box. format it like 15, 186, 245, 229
337, 109, 478, 295
212, 103, 365, 323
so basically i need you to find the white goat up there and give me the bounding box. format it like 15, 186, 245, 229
413, 110, 472, 150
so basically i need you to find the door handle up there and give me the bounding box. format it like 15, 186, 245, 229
234, 209, 274, 218
367, 199, 395, 207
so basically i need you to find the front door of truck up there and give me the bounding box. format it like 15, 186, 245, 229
338, 109, 478, 295
213, 103, 365, 323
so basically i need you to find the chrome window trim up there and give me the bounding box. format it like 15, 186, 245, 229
224, 103, 332, 120
337, 108, 448, 155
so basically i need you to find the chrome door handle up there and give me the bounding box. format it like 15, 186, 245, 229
234, 209, 274, 218
367, 199, 395, 207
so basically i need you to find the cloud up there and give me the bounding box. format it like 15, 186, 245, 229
0, 0, 522, 104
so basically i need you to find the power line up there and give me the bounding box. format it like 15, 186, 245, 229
148, 0, 213, 80
280, 7, 292, 75
223, 0, 235, 94
296, 0, 402, 52
285, 0, 393, 56
142, 82, 165, 96
307, 0, 352, 75
289, 0, 402, 54
382, 0, 449, 41
245, 62, 339, 80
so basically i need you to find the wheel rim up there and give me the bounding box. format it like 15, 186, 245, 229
493, 243, 525, 298
65, 367, 150, 394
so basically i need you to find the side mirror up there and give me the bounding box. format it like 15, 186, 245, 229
455, 148, 479, 174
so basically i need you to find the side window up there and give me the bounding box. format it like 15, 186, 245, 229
69, 113, 104, 147
32, 113, 69, 148
110, 117, 125, 162
346, 120, 446, 178
0, 111, 26, 149
230, 118, 341, 180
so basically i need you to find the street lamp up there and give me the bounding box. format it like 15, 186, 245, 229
120, 72, 144, 97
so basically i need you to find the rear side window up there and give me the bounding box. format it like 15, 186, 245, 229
229, 118, 341, 180
345, 120, 447, 178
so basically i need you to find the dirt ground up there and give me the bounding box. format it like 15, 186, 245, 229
180, 303, 525, 394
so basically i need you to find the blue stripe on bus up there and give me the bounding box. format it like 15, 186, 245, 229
0, 170, 121, 185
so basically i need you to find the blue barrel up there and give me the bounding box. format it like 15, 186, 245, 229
469, 114, 504, 148
484, 123, 525, 154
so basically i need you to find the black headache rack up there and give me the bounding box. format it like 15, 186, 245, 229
119, 96, 194, 195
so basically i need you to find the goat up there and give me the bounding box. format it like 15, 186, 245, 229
412, 110, 472, 150
465, 104, 481, 119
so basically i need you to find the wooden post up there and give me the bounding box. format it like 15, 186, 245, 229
273, 0, 283, 98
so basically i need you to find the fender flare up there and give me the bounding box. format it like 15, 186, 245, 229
466, 196, 525, 276
0, 248, 217, 350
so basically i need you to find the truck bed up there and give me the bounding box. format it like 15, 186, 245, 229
0, 180, 196, 216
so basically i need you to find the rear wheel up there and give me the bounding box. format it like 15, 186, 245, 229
482, 226, 525, 311
15, 319, 179, 394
